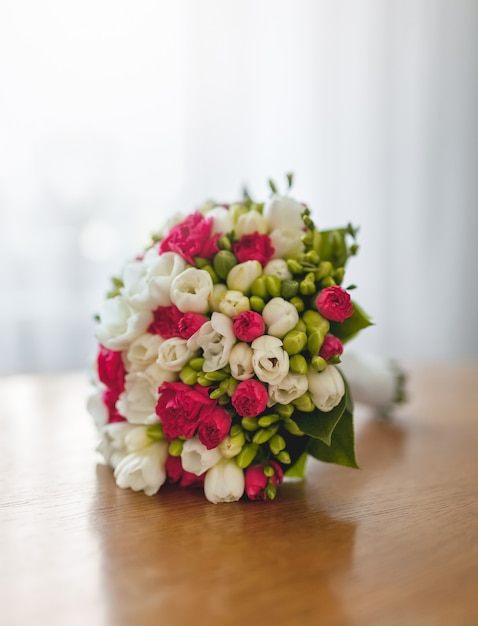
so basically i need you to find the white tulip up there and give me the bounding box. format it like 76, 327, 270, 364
251, 335, 289, 385
228, 342, 254, 380
262, 297, 299, 338
204, 458, 245, 504
269, 228, 305, 259
207, 206, 234, 235
116, 371, 160, 424
187, 312, 236, 372
235, 210, 268, 236
307, 365, 345, 412
114, 440, 169, 496
95, 296, 153, 351
218, 290, 250, 317
181, 437, 223, 476
147, 251, 187, 306
125, 333, 163, 371
226, 260, 262, 293
263, 259, 293, 281
170, 267, 213, 313
268, 373, 308, 405
263, 196, 305, 231
156, 337, 194, 372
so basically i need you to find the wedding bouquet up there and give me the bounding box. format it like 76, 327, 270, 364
88, 176, 374, 503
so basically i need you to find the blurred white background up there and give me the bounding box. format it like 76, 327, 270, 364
1, 0, 477, 375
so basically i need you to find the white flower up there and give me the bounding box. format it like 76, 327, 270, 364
228, 342, 254, 380
147, 251, 187, 306
268, 373, 308, 405
251, 335, 289, 385
87, 388, 109, 429
218, 290, 250, 317
263, 259, 293, 281
187, 312, 235, 372
95, 296, 153, 351
235, 210, 268, 236
181, 437, 222, 476
116, 371, 160, 424
125, 333, 163, 371
210, 283, 228, 312
157, 337, 194, 372
262, 297, 299, 338
204, 458, 245, 504
218, 435, 243, 459
263, 196, 305, 231
269, 228, 305, 259
97, 422, 137, 468
114, 440, 169, 496
207, 206, 234, 235
170, 267, 213, 314
307, 365, 345, 412
226, 260, 262, 293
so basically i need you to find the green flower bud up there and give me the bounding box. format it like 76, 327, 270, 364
315, 261, 333, 280
204, 370, 229, 382
275, 450, 291, 464
202, 264, 219, 284
289, 354, 308, 375
293, 391, 316, 412
241, 417, 259, 432
213, 250, 238, 280
209, 387, 224, 400
311, 355, 327, 371
218, 236, 232, 251
299, 272, 317, 296
189, 357, 205, 371
194, 256, 209, 269
251, 276, 268, 298
321, 276, 336, 287
287, 259, 303, 274
264, 465, 275, 478
305, 250, 320, 265
265, 483, 277, 500
269, 433, 286, 455
333, 267, 345, 284
197, 373, 214, 387
283, 330, 308, 356
301, 232, 313, 247
235, 443, 259, 468
290, 296, 305, 313
283, 417, 304, 436
265, 275, 281, 298
226, 377, 239, 397
230, 424, 243, 438
179, 365, 198, 385
312, 230, 322, 253
258, 413, 281, 428
276, 403, 295, 419
252, 425, 279, 445
168, 439, 183, 457
303, 310, 330, 334
308, 330, 325, 355
146, 424, 164, 441
219, 429, 246, 458
280, 279, 299, 300
250, 296, 265, 312
294, 319, 307, 333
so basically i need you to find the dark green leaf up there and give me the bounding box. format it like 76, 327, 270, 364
293, 393, 346, 445
284, 451, 308, 479
307, 408, 359, 468
330, 301, 373, 344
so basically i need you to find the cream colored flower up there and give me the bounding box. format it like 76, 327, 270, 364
204, 458, 245, 504
307, 365, 345, 412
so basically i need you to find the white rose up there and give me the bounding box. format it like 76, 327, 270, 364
125, 333, 163, 371
251, 335, 289, 385
114, 440, 169, 496
263, 259, 293, 281
95, 296, 153, 351
307, 365, 345, 412
187, 312, 235, 372
218, 290, 250, 317
207, 206, 234, 235
170, 267, 213, 314
204, 458, 245, 504
228, 342, 254, 380
235, 210, 268, 236
97, 422, 136, 468
210, 283, 228, 312
268, 373, 308, 405
269, 228, 305, 259
181, 437, 222, 476
116, 371, 160, 424
263, 196, 305, 231
226, 260, 262, 293
157, 337, 194, 372
262, 297, 299, 338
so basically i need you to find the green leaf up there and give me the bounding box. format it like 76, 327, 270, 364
330, 301, 373, 344
307, 408, 359, 468
284, 451, 308, 479
293, 393, 347, 445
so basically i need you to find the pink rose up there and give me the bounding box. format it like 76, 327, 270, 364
101, 388, 126, 423
148, 304, 183, 338
197, 405, 232, 450
233, 311, 265, 342
178, 312, 209, 339
165, 455, 205, 488
244, 461, 284, 501
319, 334, 344, 361
159, 212, 220, 264
156, 382, 215, 440
232, 232, 274, 266
315, 286, 354, 322
97, 345, 125, 393
231, 379, 268, 417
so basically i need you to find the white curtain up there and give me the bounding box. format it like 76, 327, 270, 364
0, 0, 477, 374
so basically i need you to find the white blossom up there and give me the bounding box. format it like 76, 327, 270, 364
226, 260, 262, 293
95, 296, 153, 351
204, 459, 245, 503
187, 312, 235, 372
268, 373, 308, 405
307, 365, 345, 412
170, 267, 213, 314
251, 335, 289, 385
180, 437, 222, 476
262, 297, 299, 338
228, 342, 254, 380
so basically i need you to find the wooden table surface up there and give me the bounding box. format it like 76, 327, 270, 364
1, 364, 477, 626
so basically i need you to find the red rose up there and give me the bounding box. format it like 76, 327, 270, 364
244, 461, 284, 501
165, 455, 205, 488
197, 405, 232, 450
97, 345, 125, 393
232, 232, 274, 266
233, 310, 264, 342
315, 286, 354, 322
231, 379, 268, 417
159, 212, 220, 264
177, 312, 208, 339
148, 305, 183, 338
102, 388, 126, 423
156, 382, 215, 440
319, 334, 344, 361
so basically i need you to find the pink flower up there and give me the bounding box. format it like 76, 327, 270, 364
102, 388, 126, 423
231, 379, 268, 417
97, 345, 126, 393
148, 305, 183, 338
156, 382, 215, 440
165, 455, 205, 488
319, 334, 344, 361
197, 405, 232, 450
177, 312, 208, 339
315, 286, 354, 322
244, 461, 284, 501
233, 311, 265, 342
232, 232, 274, 266
159, 212, 220, 264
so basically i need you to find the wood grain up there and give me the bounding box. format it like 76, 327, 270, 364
1, 365, 477, 626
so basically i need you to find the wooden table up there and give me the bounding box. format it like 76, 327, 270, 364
1, 365, 477, 626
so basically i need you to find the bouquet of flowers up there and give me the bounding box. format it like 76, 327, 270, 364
88, 176, 373, 503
